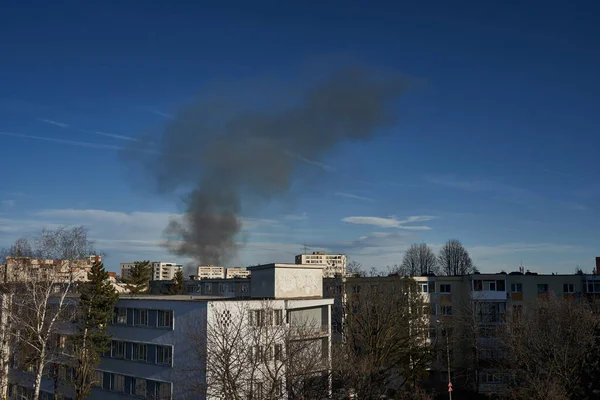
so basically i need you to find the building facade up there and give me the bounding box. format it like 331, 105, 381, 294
295, 252, 347, 278
8, 263, 333, 400
150, 278, 251, 298
196, 265, 225, 280
324, 270, 600, 396
120, 262, 182, 281
4, 255, 102, 283
225, 267, 251, 279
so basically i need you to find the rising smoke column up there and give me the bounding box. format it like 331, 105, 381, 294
131, 67, 409, 265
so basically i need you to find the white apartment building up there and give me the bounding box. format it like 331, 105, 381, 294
295, 251, 347, 278
120, 262, 182, 281
7, 263, 333, 399
196, 265, 225, 280
225, 267, 251, 279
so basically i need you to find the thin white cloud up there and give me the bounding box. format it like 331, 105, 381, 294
139, 106, 175, 119
1, 131, 163, 156
38, 116, 140, 143
1, 200, 15, 207
470, 242, 583, 258
85, 130, 140, 142
282, 212, 308, 221
427, 175, 588, 211
33, 209, 176, 227
341, 215, 435, 230
0, 131, 124, 150
334, 192, 376, 202
241, 217, 280, 230
38, 118, 69, 128
283, 151, 335, 172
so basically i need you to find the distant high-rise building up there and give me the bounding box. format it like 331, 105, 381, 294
225, 267, 251, 279
295, 251, 347, 278
120, 262, 182, 281
196, 265, 226, 280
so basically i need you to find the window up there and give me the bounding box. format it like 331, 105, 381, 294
263, 346, 274, 362
419, 283, 428, 293
441, 306, 452, 316
241, 284, 249, 293
274, 310, 284, 325
484, 280, 496, 291
429, 304, 438, 316
480, 372, 505, 384
274, 379, 283, 396
428, 282, 435, 293
253, 382, 264, 398
478, 325, 496, 338
250, 310, 273, 326
352, 285, 360, 294
156, 346, 172, 365
512, 305, 523, 317
510, 283, 522, 293
204, 283, 212, 294
134, 309, 148, 326
440, 284, 451, 293
133, 343, 148, 362
93, 371, 103, 388
477, 302, 506, 323
441, 327, 453, 337
473, 280, 482, 291
112, 374, 125, 392
537, 284, 549, 294
251, 346, 264, 363
586, 281, 600, 293
274, 344, 283, 361
134, 379, 147, 397
114, 308, 127, 324
158, 310, 173, 328
497, 280, 506, 291
112, 341, 125, 358
219, 283, 234, 292
563, 283, 575, 293
156, 382, 171, 399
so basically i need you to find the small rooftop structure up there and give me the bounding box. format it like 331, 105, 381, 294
249, 263, 325, 299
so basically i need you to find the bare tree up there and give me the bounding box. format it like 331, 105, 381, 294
346, 260, 365, 277
439, 289, 508, 396
401, 243, 439, 276
500, 294, 600, 400
438, 239, 474, 276
186, 300, 330, 400
332, 277, 433, 399
4, 226, 95, 400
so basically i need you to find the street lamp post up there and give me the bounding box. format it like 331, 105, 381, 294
437, 320, 452, 400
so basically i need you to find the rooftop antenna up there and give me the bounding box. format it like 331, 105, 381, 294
519, 260, 524, 274
303, 242, 309, 254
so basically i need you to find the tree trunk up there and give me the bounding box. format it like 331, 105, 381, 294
33, 358, 44, 400
53, 363, 60, 400
0, 293, 11, 399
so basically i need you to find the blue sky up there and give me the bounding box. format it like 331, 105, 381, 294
1, 1, 599, 273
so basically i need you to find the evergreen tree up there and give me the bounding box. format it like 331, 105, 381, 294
122, 260, 152, 294
72, 262, 119, 400
168, 269, 185, 295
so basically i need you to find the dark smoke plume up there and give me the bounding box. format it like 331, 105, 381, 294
129, 67, 409, 265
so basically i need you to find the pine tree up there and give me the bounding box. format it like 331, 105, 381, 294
122, 260, 152, 294
168, 269, 185, 294
72, 262, 119, 400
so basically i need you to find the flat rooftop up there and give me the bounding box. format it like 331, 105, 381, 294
118, 294, 329, 302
